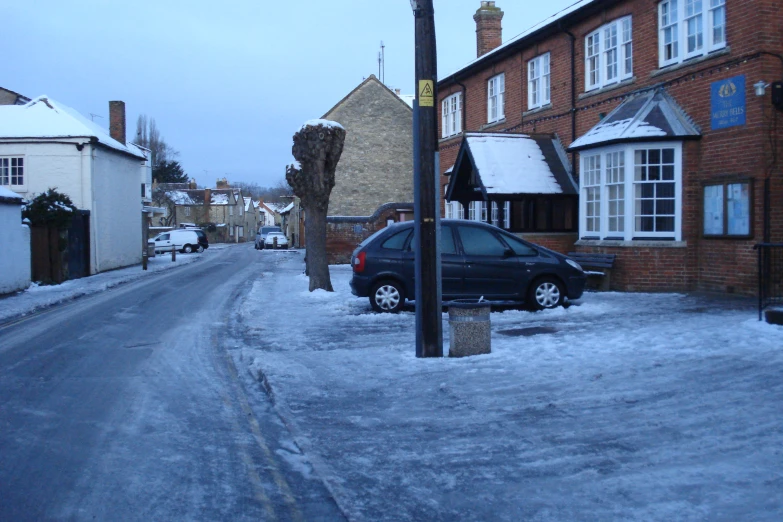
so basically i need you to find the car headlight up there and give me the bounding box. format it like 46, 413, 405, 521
565, 259, 583, 272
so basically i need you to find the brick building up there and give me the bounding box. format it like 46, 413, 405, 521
438, 0, 783, 294
321, 75, 416, 263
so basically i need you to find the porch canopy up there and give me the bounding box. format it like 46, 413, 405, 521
445, 132, 577, 204
568, 88, 701, 152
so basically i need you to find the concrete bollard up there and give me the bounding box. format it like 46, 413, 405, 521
448, 299, 491, 357
142, 253, 148, 271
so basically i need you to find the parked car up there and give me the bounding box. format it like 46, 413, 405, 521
149, 229, 208, 254
255, 226, 282, 249
350, 220, 586, 313
264, 232, 289, 249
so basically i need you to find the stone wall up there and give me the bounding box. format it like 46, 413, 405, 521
325, 76, 414, 217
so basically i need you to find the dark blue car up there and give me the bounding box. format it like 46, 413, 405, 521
350, 220, 586, 313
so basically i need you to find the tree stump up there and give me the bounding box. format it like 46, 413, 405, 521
286, 119, 346, 292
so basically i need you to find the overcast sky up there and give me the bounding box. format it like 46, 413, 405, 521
6, 0, 579, 188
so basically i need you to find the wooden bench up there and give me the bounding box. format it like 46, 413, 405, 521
567, 252, 616, 291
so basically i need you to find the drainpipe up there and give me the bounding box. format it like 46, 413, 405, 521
457, 81, 467, 133
559, 22, 578, 175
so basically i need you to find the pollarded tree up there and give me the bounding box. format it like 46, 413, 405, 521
286, 120, 346, 292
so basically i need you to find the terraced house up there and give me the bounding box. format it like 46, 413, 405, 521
439, 0, 782, 295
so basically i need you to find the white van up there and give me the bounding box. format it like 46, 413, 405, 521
148, 229, 208, 254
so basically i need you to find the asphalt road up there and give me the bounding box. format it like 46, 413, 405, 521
0, 244, 344, 521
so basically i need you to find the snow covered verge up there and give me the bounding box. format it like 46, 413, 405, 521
0, 244, 233, 324
242, 257, 782, 521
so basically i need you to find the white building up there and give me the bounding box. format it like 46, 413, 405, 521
0, 96, 147, 274
0, 187, 31, 294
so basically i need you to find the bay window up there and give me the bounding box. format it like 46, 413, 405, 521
528, 53, 551, 109
659, 0, 726, 68
487, 73, 505, 123
580, 143, 682, 241
441, 92, 462, 138
585, 16, 633, 92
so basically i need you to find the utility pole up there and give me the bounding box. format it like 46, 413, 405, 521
410, 0, 442, 358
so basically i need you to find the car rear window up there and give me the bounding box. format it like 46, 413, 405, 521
381, 229, 411, 250
359, 227, 395, 248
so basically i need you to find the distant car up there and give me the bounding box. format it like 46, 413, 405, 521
255, 226, 282, 249
148, 229, 208, 254
264, 232, 289, 249
350, 220, 586, 313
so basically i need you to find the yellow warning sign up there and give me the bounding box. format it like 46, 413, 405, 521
419, 80, 434, 107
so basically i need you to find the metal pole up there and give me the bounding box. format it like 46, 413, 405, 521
412, 0, 442, 357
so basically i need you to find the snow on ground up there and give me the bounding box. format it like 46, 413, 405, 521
0, 244, 235, 324
242, 256, 783, 521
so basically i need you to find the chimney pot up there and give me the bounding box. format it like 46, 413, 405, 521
109, 101, 126, 145
474, 1, 504, 58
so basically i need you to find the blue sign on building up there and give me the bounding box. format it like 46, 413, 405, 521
711, 75, 746, 130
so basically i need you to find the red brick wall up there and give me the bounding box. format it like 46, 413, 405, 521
326, 205, 410, 264
515, 233, 578, 255
438, 0, 783, 295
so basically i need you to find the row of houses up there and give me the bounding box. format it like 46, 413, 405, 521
298, 0, 780, 297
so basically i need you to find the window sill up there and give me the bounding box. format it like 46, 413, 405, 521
651, 47, 731, 78
480, 118, 507, 131
579, 77, 636, 101
523, 104, 553, 117
438, 133, 463, 145
576, 239, 687, 248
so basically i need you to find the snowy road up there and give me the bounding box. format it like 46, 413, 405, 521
0, 244, 343, 521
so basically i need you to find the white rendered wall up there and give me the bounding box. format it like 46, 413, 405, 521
0, 202, 31, 294
91, 145, 142, 272
0, 141, 89, 208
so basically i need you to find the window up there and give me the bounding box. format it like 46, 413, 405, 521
457, 226, 507, 256
468, 201, 477, 221
481, 201, 488, 222
491, 202, 498, 226
583, 154, 601, 234
229, 205, 234, 217
585, 17, 633, 91
501, 233, 537, 256
659, 0, 726, 67
487, 73, 505, 123
704, 180, 751, 237
441, 226, 457, 254
579, 143, 682, 240
0, 157, 24, 188
528, 53, 551, 109
382, 229, 412, 250
441, 93, 462, 138
184, 207, 191, 217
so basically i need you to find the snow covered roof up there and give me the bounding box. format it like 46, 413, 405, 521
441, 0, 601, 83
166, 190, 198, 205
244, 197, 253, 212
210, 190, 232, 205
0, 186, 23, 203
280, 202, 295, 214
397, 94, 415, 108
265, 203, 286, 214
446, 133, 577, 201
0, 96, 145, 159
569, 88, 701, 151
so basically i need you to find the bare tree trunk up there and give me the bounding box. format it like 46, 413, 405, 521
286, 120, 346, 292
304, 207, 331, 291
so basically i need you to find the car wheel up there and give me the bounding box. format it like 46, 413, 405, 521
183, 244, 193, 254
196, 245, 204, 253
370, 280, 405, 313
528, 277, 564, 310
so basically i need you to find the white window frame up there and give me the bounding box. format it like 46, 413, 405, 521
441, 92, 462, 138
229, 205, 234, 217
487, 73, 505, 123
528, 53, 551, 110
503, 201, 510, 229
658, 0, 726, 68
585, 16, 633, 92
579, 142, 682, 241
491, 202, 498, 226
184, 206, 191, 217
0, 156, 25, 190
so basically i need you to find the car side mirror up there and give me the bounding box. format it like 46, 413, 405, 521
503, 248, 515, 258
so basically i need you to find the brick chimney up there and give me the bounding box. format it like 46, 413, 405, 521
204, 188, 211, 206
108, 101, 126, 145
216, 177, 229, 189
189, 178, 197, 189
474, 1, 504, 58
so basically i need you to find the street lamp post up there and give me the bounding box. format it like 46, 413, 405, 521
411, 0, 443, 358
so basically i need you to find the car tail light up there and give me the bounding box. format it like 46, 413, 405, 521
353, 251, 366, 273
